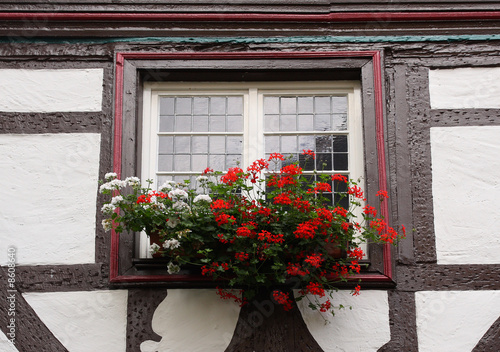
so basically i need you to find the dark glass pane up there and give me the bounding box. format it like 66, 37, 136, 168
334, 193, 349, 210
315, 135, 333, 152
333, 135, 348, 152
333, 176, 349, 193
299, 154, 315, 171
333, 153, 348, 171
316, 153, 333, 171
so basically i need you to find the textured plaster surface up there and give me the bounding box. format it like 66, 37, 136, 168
0, 133, 101, 265
431, 126, 500, 264
23, 290, 128, 352
416, 290, 500, 352
140, 289, 240, 352
298, 290, 390, 352
429, 67, 500, 109
0, 68, 103, 112
0, 330, 19, 352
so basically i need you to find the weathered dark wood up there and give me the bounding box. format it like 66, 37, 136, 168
126, 288, 168, 352
225, 288, 324, 352
472, 315, 500, 352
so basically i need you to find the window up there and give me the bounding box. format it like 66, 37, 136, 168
139, 82, 364, 257
110, 51, 394, 286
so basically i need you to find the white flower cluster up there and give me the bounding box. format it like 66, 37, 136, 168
125, 176, 140, 187
163, 239, 181, 250
167, 262, 180, 274
99, 178, 127, 193
159, 180, 177, 191
149, 243, 160, 255
193, 194, 212, 203
101, 218, 113, 232
168, 188, 189, 200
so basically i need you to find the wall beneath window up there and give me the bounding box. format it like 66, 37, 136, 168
1, 8, 500, 352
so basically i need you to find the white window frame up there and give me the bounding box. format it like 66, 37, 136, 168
140, 81, 364, 257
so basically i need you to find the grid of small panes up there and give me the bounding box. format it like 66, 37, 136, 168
155, 92, 351, 208
157, 95, 244, 187
263, 95, 349, 208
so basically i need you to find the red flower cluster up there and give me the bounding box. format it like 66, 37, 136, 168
272, 290, 293, 311
234, 252, 250, 261
220, 167, 245, 185
304, 253, 324, 268
286, 263, 310, 277
257, 230, 284, 244
201, 262, 229, 276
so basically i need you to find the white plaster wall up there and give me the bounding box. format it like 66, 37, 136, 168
298, 290, 390, 352
416, 290, 500, 352
431, 126, 500, 264
0, 330, 19, 352
0, 69, 103, 112
23, 290, 128, 352
141, 289, 241, 352
0, 133, 101, 265
141, 289, 389, 352
429, 67, 500, 109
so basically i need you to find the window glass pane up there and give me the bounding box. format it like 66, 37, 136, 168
227, 136, 243, 154
332, 96, 348, 114
210, 97, 226, 115
191, 154, 208, 171
175, 136, 191, 153
316, 153, 333, 171
227, 154, 242, 168
333, 153, 348, 171
298, 135, 315, 151
281, 97, 296, 114
193, 97, 209, 115
158, 136, 174, 154
280, 115, 296, 131
175, 115, 192, 132
174, 154, 190, 172
332, 114, 348, 131
264, 96, 280, 115
158, 154, 173, 171
298, 114, 313, 131
297, 97, 314, 114
159, 97, 175, 115
209, 154, 225, 170
176, 97, 192, 115
227, 115, 243, 132
265, 115, 279, 132
333, 135, 348, 152
209, 115, 225, 132
315, 135, 333, 152
265, 135, 279, 152
227, 96, 243, 115
209, 136, 225, 154
193, 115, 209, 132
281, 136, 297, 154
159, 115, 175, 132
314, 114, 331, 131
192, 136, 208, 154
315, 96, 330, 113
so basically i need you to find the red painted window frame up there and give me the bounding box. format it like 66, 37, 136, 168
110, 51, 393, 286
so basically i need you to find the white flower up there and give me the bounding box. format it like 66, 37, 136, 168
196, 175, 209, 183
172, 201, 190, 211
99, 179, 127, 193
167, 262, 180, 274
111, 195, 123, 206
159, 180, 177, 191
102, 218, 113, 231
125, 176, 140, 186
101, 203, 115, 214
163, 239, 181, 250
168, 188, 189, 200
104, 172, 117, 180
167, 217, 180, 228
193, 194, 212, 203
149, 243, 160, 255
